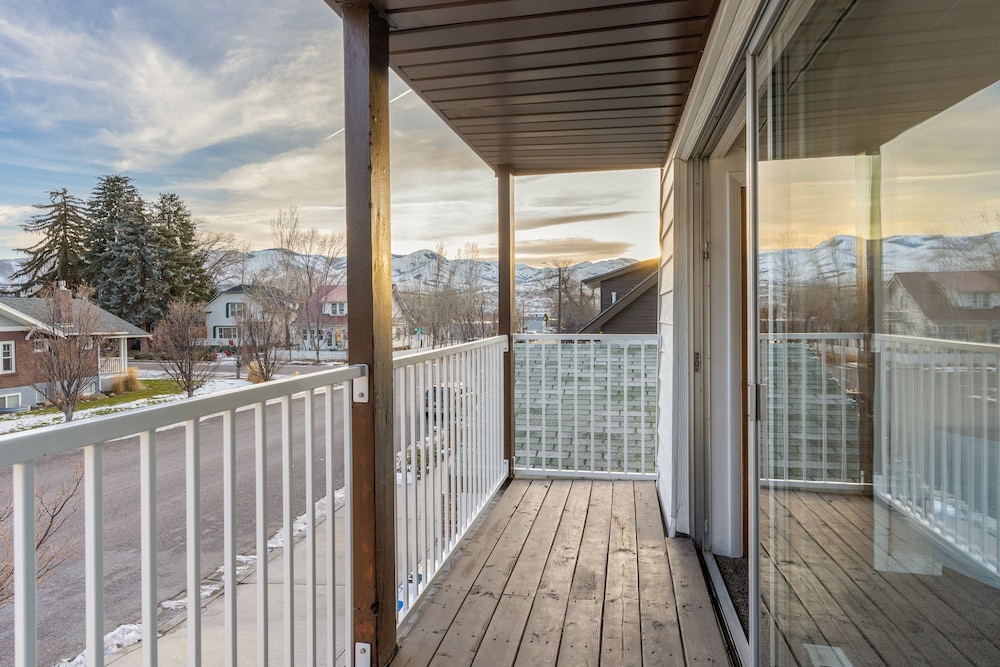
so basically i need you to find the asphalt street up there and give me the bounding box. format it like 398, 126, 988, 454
0, 387, 347, 667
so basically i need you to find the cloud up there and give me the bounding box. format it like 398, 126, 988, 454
517, 210, 641, 231
480, 237, 636, 265
0, 204, 33, 252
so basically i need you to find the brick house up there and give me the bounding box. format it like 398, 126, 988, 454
0, 285, 149, 410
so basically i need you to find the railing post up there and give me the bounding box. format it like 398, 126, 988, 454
498, 165, 515, 478
343, 1, 397, 663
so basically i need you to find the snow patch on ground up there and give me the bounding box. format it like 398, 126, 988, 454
160, 584, 223, 611
0, 372, 255, 435
267, 489, 344, 550
53, 624, 143, 666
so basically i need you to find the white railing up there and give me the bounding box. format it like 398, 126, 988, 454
876, 334, 1000, 578
2, 365, 363, 667
761, 333, 868, 489
99, 356, 124, 376
392, 336, 507, 624
512, 334, 658, 478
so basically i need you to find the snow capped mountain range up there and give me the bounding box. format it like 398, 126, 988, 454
760, 233, 994, 284
1, 232, 989, 295
238, 248, 635, 290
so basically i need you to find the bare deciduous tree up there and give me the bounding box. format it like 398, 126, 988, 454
198, 230, 252, 291
544, 258, 598, 333
0, 464, 83, 606
234, 289, 287, 383
935, 211, 1000, 271
269, 205, 345, 361
150, 299, 218, 397
32, 284, 109, 422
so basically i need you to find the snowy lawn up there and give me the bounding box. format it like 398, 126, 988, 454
0, 373, 254, 435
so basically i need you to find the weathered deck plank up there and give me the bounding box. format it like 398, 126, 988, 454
393, 479, 727, 667
665, 538, 729, 664
392, 479, 531, 667
634, 481, 685, 666
762, 490, 1000, 667
601, 481, 642, 667
516, 480, 593, 665
430, 480, 551, 665
471, 480, 572, 667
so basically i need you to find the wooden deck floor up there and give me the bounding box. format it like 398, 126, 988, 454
762, 489, 1000, 666
391, 478, 729, 666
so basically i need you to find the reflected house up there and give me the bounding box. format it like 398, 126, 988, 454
886, 270, 1000, 343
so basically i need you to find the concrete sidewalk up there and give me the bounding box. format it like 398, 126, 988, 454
110, 506, 350, 666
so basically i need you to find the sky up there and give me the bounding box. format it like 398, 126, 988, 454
757, 80, 1000, 250
0, 0, 660, 266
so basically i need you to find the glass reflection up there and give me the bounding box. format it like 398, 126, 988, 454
756, 1, 1000, 664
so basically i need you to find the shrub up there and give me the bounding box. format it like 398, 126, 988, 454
247, 361, 265, 384
110, 367, 144, 394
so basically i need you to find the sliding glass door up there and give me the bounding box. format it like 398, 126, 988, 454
753, 1, 1000, 663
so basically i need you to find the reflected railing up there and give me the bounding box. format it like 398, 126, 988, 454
761, 333, 869, 489
876, 334, 1000, 579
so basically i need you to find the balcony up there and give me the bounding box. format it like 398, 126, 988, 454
1, 336, 727, 666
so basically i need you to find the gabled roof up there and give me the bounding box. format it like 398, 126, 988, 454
209, 284, 291, 305
578, 271, 658, 333
889, 271, 1000, 324
583, 258, 659, 287
0, 298, 150, 338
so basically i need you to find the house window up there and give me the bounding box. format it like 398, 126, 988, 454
971, 292, 991, 308
33, 339, 48, 353
216, 326, 238, 340
323, 302, 347, 316
0, 393, 20, 409
1, 341, 14, 373
226, 302, 245, 318
35, 390, 47, 404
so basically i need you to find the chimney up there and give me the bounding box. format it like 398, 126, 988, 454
53, 281, 73, 326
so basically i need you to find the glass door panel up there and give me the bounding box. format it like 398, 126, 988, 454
754, 1, 1000, 664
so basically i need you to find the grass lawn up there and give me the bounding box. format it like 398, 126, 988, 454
11, 378, 185, 419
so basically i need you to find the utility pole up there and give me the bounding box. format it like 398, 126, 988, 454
557, 265, 563, 333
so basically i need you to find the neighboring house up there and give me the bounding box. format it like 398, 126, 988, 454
204, 284, 295, 347
297, 284, 349, 351
886, 270, 1000, 343
0, 286, 149, 410
295, 284, 420, 351
578, 258, 658, 333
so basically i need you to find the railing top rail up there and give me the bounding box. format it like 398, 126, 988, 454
0, 364, 367, 468
512, 333, 659, 343
392, 335, 506, 369
760, 332, 866, 341
874, 332, 1000, 355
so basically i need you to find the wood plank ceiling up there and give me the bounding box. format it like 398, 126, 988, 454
329, 0, 720, 174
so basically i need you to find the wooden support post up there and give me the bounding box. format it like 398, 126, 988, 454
343, 2, 396, 664
498, 166, 515, 477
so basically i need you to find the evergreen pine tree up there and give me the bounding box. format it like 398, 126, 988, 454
84, 175, 172, 330
151, 193, 212, 303
10, 189, 89, 295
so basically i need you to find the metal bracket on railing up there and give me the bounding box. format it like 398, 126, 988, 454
353, 376, 369, 403
355, 642, 372, 667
